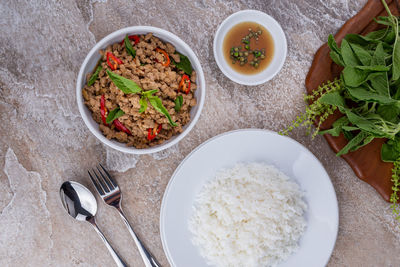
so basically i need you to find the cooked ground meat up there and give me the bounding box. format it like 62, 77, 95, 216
82, 33, 197, 148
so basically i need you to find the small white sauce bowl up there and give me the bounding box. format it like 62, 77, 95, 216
213, 10, 287, 85
76, 26, 205, 154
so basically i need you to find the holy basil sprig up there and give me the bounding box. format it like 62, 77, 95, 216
281, 0, 400, 222
282, 1, 400, 145
106, 70, 177, 126
390, 160, 400, 222
383, 137, 400, 223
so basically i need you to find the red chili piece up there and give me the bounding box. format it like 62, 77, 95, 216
179, 74, 191, 94
120, 35, 140, 46
147, 124, 162, 141
155, 48, 170, 67
106, 52, 123, 70
101, 95, 131, 135
100, 95, 108, 126
113, 119, 132, 135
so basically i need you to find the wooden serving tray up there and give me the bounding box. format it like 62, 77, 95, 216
305, 0, 400, 202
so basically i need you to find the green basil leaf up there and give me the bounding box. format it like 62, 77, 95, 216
328, 34, 341, 54
384, 29, 395, 44
394, 86, 400, 100
106, 70, 142, 94
341, 126, 359, 131
125, 34, 136, 58
139, 96, 147, 113
382, 140, 400, 162
351, 134, 375, 152
369, 72, 389, 96
106, 107, 125, 124
336, 131, 368, 156
392, 35, 400, 81
345, 110, 394, 138
365, 28, 388, 41
342, 66, 368, 87
140, 90, 158, 113
345, 31, 386, 45
354, 65, 390, 71
345, 34, 371, 46
142, 89, 158, 97
377, 104, 400, 123
319, 91, 346, 109
172, 52, 193, 75
349, 43, 372, 66
346, 85, 396, 104
341, 39, 360, 66
371, 42, 386, 66
342, 129, 354, 140
345, 111, 378, 135
148, 96, 177, 126
319, 116, 350, 137
374, 18, 393, 27
87, 64, 102, 86
174, 95, 183, 112
329, 51, 345, 66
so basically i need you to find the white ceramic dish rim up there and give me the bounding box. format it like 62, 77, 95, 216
213, 10, 287, 85
76, 26, 205, 154
160, 128, 339, 267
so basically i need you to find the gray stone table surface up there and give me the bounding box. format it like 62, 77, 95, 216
1, 0, 399, 266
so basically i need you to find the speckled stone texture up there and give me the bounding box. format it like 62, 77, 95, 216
0, 0, 399, 266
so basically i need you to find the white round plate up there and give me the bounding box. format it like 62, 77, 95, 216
213, 10, 287, 85
160, 129, 338, 267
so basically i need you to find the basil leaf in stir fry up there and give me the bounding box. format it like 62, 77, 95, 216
106, 70, 142, 94
106, 107, 125, 124
139, 96, 148, 113
87, 64, 102, 86
142, 89, 158, 97
124, 34, 136, 58
148, 96, 177, 126
171, 52, 193, 75
174, 95, 183, 112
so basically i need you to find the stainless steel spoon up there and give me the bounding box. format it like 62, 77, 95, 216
60, 181, 127, 267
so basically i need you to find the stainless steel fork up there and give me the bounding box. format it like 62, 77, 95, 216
88, 164, 160, 267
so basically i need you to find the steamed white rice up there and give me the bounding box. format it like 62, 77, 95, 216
188, 162, 307, 267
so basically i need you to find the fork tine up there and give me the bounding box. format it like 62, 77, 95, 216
93, 168, 110, 193
88, 170, 105, 195
97, 165, 114, 190
99, 163, 118, 188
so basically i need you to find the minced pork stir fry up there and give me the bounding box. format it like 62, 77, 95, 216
82, 33, 197, 148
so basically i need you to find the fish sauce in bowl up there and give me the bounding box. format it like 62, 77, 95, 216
223, 22, 274, 75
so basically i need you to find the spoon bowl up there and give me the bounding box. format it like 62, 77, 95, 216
60, 181, 97, 222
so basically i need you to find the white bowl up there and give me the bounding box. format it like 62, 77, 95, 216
76, 26, 206, 154
213, 10, 287, 85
